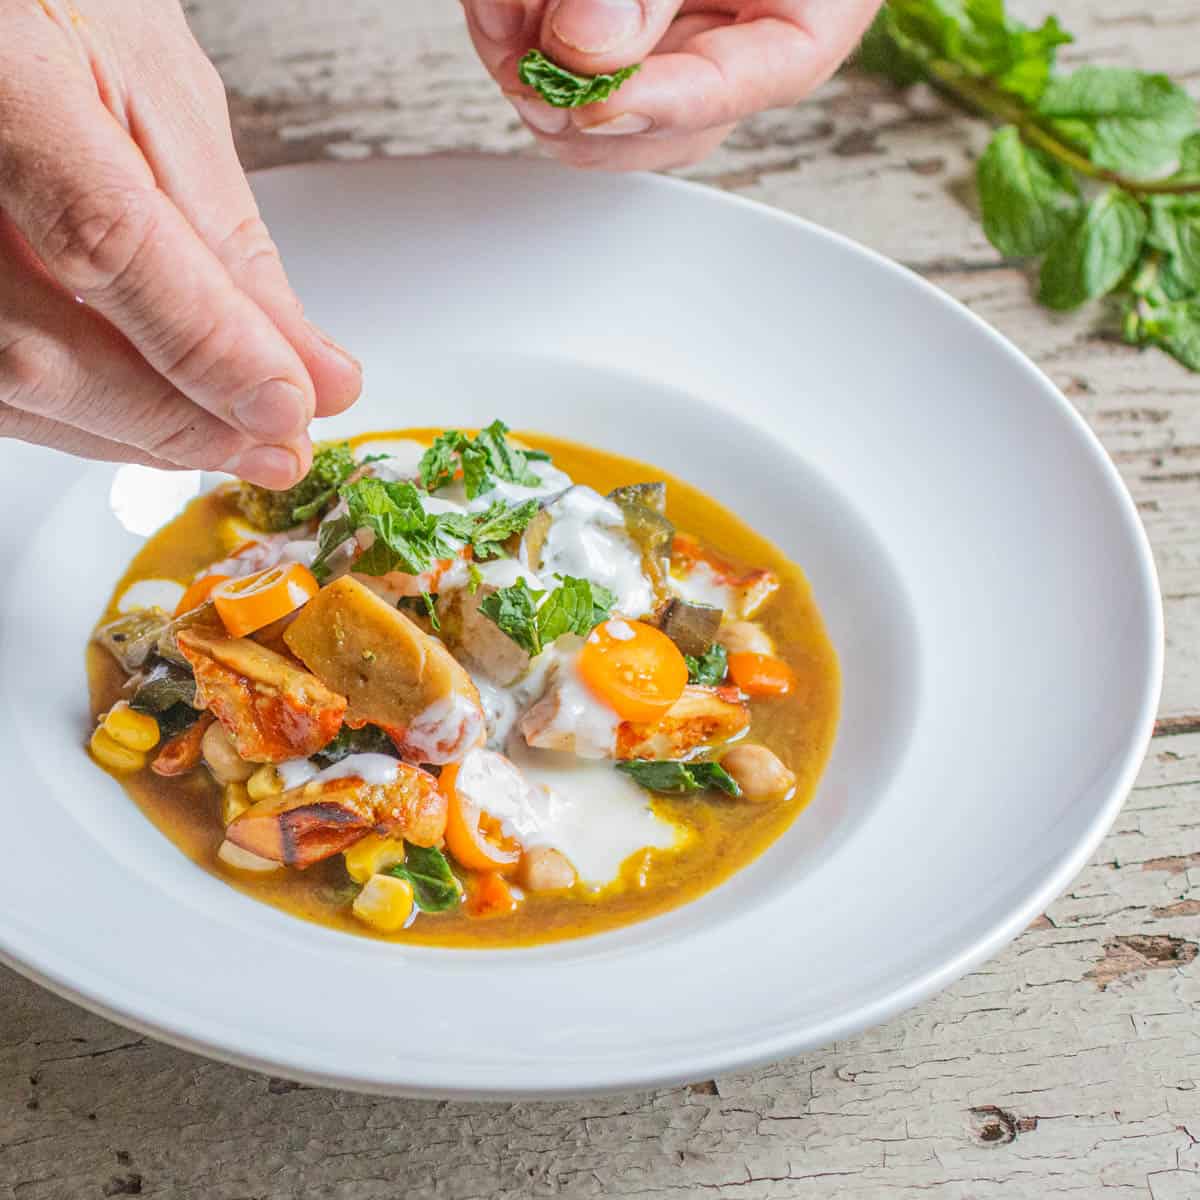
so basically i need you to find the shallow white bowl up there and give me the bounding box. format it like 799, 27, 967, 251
0, 157, 1161, 1098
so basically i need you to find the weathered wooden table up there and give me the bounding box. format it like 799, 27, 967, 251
3, 2, 1199, 1196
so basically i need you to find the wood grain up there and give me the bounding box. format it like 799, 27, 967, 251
3, 1, 1199, 1196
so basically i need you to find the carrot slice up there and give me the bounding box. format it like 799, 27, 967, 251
211, 563, 319, 638
726, 652, 796, 698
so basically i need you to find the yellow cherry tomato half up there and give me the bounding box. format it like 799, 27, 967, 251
577, 619, 688, 723
211, 563, 319, 638
440, 763, 522, 874
174, 573, 231, 617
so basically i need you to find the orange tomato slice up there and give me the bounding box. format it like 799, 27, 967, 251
577, 619, 688, 723
440, 763, 522, 874
727, 652, 796, 697
211, 563, 319, 638
174, 573, 230, 617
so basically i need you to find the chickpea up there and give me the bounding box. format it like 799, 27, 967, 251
518, 846, 577, 892
717, 620, 774, 657
721, 744, 796, 802
202, 721, 254, 784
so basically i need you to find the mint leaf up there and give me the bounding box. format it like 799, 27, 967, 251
617, 759, 741, 798
858, 9, 925, 86
1178, 132, 1200, 179
1148, 199, 1200, 293
537, 576, 616, 646
518, 49, 640, 108
418, 431, 465, 492
469, 499, 539, 561
1038, 189, 1148, 310
684, 643, 729, 687
977, 126, 1081, 256
1038, 67, 1197, 177
478, 575, 614, 657
388, 844, 461, 912
1135, 298, 1200, 371
478, 577, 544, 656
310, 478, 470, 582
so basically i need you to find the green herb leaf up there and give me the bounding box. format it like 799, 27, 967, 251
1134, 297, 1200, 371
467, 562, 484, 595
518, 49, 640, 108
420, 590, 441, 632
237, 441, 363, 532
310, 478, 470, 583
419, 420, 547, 501
478, 575, 614, 657
684, 642, 729, 687
1178, 132, 1200, 180
468, 499, 540, 561
977, 126, 1082, 256
857, 9, 926, 86
1038, 189, 1148, 311
311, 723, 397, 767
617, 759, 741, 798
418, 431, 466, 492
388, 844, 462, 912
1038, 66, 1198, 177
1148, 198, 1200, 293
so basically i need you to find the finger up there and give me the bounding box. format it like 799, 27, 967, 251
0, 221, 310, 489
541, 0, 685, 73
0, 403, 180, 470
122, 17, 362, 418
570, 1, 881, 136
462, 0, 541, 51
0, 63, 316, 453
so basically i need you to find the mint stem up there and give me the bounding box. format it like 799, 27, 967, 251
924, 59, 1200, 197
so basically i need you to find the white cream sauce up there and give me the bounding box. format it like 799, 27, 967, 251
275, 752, 401, 792
670, 561, 731, 612
116, 578, 184, 614
399, 693, 485, 765
539, 487, 654, 618
354, 438, 428, 480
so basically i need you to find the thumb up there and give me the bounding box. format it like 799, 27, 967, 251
541, 0, 684, 73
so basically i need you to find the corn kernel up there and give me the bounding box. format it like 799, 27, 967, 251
221, 782, 252, 826
352, 874, 415, 933
217, 839, 281, 873
343, 834, 408, 884
246, 764, 283, 800
89, 726, 146, 773
102, 701, 160, 753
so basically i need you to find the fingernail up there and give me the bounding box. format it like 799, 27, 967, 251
306, 320, 362, 374
470, 0, 524, 42
580, 112, 653, 135
551, 0, 643, 53
510, 95, 571, 135
226, 444, 304, 488
232, 379, 309, 441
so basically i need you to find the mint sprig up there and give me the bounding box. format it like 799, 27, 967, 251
518, 50, 640, 109
862, 1, 1200, 372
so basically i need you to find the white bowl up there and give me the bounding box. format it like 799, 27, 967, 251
0, 157, 1161, 1098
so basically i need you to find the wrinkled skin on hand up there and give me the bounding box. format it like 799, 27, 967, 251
463, 0, 884, 171
0, 0, 361, 486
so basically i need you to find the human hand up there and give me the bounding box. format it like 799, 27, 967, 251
464, 0, 884, 171
0, 0, 361, 489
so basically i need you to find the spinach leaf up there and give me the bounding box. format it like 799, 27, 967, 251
518, 49, 640, 108
388, 844, 462, 912
618, 759, 741, 798
311, 724, 397, 767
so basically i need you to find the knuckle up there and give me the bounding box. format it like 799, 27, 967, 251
218, 215, 283, 280
0, 332, 50, 410
38, 185, 159, 297
146, 413, 244, 469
